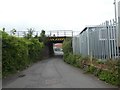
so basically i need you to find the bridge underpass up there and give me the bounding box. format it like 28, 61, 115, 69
45, 30, 73, 56
47, 36, 71, 56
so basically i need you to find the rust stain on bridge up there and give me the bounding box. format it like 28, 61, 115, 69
48, 37, 65, 42
46, 30, 73, 43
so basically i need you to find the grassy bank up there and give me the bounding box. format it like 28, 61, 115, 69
63, 38, 120, 86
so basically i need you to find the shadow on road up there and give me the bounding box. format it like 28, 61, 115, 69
53, 55, 63, 58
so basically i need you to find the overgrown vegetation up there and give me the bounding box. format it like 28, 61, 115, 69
23, 28, 35, 39
39, 30, 48, 45
62, 38, 72, 61
1, 30, 44, 78
63, 38, 120, 86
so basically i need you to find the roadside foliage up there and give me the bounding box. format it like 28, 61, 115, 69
63, 38, 120, 86
1, 31, 44, 78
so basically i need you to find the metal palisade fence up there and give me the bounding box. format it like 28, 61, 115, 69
72, 19, 120, 60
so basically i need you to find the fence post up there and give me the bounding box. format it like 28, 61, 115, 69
72, 31, 73, 37
113, 19, 117, 58
87, 28, 90, 56
106, 21, 111, 59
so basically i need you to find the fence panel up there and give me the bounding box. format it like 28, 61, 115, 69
72, 19, 119, 60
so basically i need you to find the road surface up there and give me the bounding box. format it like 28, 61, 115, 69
3, 56, 117, 88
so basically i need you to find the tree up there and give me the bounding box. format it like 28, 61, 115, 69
2, 27, 5, 32
40, 30, 45, 37
10, 28, 16, 35
24, 28, 34, 39
39, 30, 48, 45
34, 32, 38, 38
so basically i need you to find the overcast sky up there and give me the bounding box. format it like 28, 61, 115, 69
0, 0, 120, 32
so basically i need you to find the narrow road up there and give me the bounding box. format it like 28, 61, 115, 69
3, 56, 117, 88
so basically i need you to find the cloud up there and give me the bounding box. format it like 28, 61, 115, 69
0, 0, 116, 31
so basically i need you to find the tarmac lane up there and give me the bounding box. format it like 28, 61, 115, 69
2, 56, 117, 88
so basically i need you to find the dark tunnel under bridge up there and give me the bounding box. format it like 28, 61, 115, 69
46, 36, 72, 56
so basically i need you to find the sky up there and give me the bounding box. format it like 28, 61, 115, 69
0, 0, 120, 32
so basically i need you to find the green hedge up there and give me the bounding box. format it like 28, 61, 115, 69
2, 31, 44, 77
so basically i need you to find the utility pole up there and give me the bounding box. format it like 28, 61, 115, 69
114, 0, 117, 23
114, 0, 119, 58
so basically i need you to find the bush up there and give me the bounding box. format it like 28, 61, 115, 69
88, 66, 96, 73
2, 31, 44, 78
93, 68, 101, 76
65, 53, 76, 65
98, 70, 119, 86
28, 38, 44, 62
62, 38, 73, 63
62, 38, 72, 54
74, 55, 82, 67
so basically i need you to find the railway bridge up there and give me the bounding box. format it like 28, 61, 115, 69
8, 30, 79, 56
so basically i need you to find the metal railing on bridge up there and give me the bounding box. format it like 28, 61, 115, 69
6, 30, 80, 37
